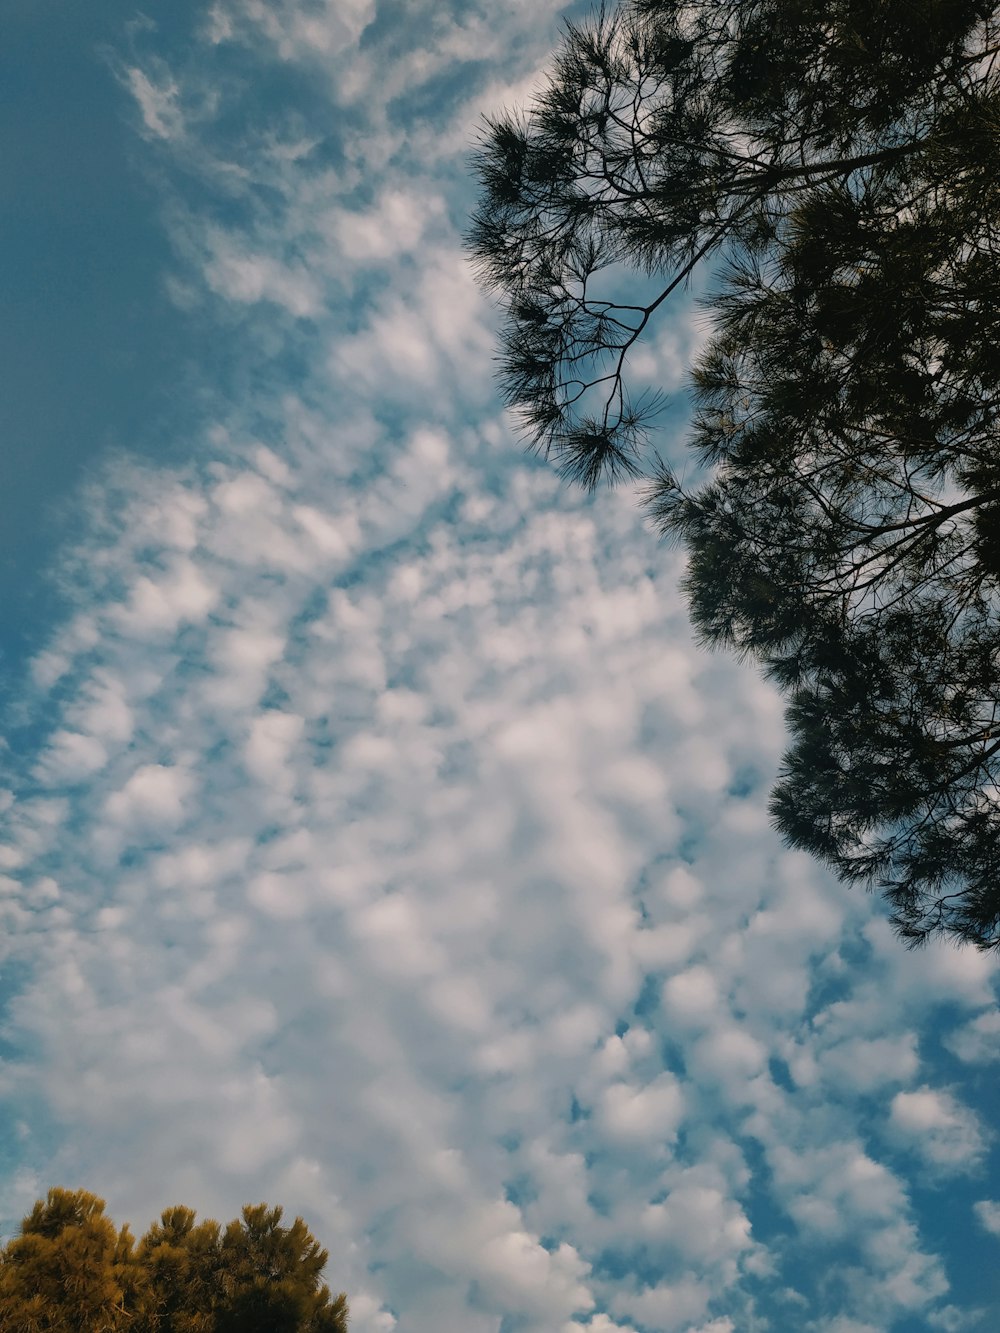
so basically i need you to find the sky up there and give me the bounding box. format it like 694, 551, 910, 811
1, 3, 998, 1331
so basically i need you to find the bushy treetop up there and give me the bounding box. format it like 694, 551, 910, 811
0, 1188, 349, 1333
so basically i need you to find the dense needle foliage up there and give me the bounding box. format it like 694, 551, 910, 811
0, 1189, 349, 1333
469, 0, 1000, 948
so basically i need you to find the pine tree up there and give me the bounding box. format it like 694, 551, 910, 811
0, 1189, 135, 1332
0, 1190, 349, 1333
470, 0, 1000, 948
213, 1204, 349, 1333
134, 1205, 223, 1332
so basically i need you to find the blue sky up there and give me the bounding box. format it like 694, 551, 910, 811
1, 4, 998, 1331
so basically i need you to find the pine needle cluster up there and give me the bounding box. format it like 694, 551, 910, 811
0, 1188, 349, 1333
470, 0, 1000, 947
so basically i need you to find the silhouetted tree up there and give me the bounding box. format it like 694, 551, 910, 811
0, 1189, 348, 1333
470, 0, 1000, 947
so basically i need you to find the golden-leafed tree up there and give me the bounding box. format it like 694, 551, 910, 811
0, 1189, 349, 1333
0, 1188, 136, 1332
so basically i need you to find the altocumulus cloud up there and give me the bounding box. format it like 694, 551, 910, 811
2, 2, 999, 1331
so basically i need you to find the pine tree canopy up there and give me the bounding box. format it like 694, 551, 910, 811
469, 0, 1000, 949
0, 1189, 349, 1333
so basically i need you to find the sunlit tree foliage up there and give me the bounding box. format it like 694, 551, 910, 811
0, 1189, 349, 1333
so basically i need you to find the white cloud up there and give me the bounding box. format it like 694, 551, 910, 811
973, 1199, 1000, 1237
567, 1316, 638, 1333
640, 1173, 752, 1268
333, 190, 445, 264
207, 0, 376, 62
125, 65, 184, 140
613, 1277, 713, 1333
816, 1322, 881, 1333
103, 763, 193, 828
202, 236, 320, 317
945, 1009, 1000, 1064
889, 1088, 987, 1173
662, 965, 721, 1027
816, 1033, 920, 1093
599, 1075, 685, 1146
767, 1140, 909, 1242
925, 1307, 988, 1332
114, 557, 218, 635
244, 710, 305, 785
33, 730, 108, 785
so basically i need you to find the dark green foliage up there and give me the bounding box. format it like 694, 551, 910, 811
470, 0, 1000, 947
0, 1189, 349, 1333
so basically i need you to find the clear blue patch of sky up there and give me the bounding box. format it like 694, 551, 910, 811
0, 2, 350, 685
910, 1173, 1000, 1317
1, 1, 209, 670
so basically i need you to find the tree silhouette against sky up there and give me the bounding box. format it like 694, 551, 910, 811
470, 0, 1000, 948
